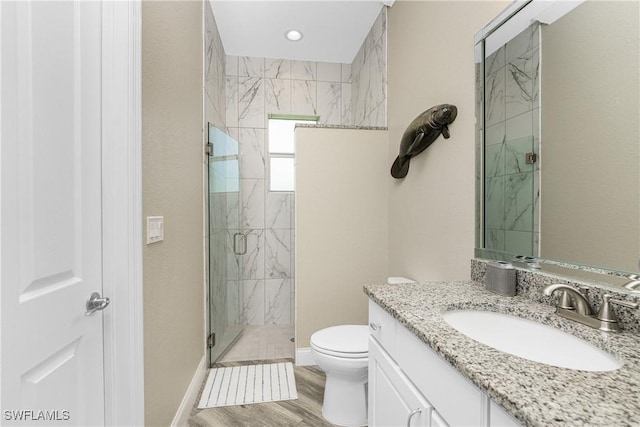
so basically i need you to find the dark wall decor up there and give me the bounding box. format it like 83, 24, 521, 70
391, 104, 457, 179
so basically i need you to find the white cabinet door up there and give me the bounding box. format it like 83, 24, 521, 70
369, 337, 432, 427
1, 1, 106, 425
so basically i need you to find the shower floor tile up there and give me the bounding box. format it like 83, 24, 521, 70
219, 325, 295, 362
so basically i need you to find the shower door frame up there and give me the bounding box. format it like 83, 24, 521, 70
206, 124, 245, 367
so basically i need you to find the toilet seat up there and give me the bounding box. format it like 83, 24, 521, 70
310, 325, 368, 359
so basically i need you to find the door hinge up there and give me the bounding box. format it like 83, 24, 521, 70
207, 333, 216, 348
525, 152, 537, 164
205, 142, 213, 156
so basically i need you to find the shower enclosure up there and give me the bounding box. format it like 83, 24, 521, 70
207, 124, 245, 365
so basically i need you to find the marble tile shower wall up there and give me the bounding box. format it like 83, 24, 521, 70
351, 8, 387, 127
484, 23, 540, 257
224, 56, 353, 326
205, 1, 226, 131
204, 2, 231, 339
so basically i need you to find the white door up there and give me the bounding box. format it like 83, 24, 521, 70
1, 1, 106, 425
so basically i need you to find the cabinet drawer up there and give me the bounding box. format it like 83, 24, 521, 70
396, 323, 485, 427
369, 300, 397, 357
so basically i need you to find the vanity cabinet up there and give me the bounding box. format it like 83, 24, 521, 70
369, 337, 433, 426
368, 300, 521, 427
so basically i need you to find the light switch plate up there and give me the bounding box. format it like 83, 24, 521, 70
146, 216, 164, 244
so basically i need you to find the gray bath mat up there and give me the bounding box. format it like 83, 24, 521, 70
197, 362, 298, 408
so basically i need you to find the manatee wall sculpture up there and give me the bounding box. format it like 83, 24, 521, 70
390, 104, 458, 179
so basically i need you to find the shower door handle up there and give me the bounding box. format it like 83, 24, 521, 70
233, 232, 247, 255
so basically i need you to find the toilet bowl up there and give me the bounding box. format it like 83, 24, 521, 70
311, 325, 369, 427
311, 277, 416, 426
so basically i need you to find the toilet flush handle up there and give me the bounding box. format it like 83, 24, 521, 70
369, 322, 382, 331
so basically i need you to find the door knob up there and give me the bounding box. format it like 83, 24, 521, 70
85, 292, 111, 316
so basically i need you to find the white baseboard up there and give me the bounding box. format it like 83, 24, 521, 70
171, 355, 207, 427
295, 347, 315, 366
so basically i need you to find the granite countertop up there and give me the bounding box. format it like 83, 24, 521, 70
295, 123, 387, 131
363, 281, 640, 427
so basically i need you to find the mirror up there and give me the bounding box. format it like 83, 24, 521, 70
475, 0, 640, 288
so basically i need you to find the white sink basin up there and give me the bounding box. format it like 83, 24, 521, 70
442, 310, 622, 372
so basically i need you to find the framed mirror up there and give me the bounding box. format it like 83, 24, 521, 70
475, 0, 640, 290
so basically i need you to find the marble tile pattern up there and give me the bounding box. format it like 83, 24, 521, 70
483, 23, 540, 257
225, 54, 354, 326
204, 1, 226, 131
295, 123, 387, 131
351, 7, 387, 127
363, 279, 640, 426
226, 56, 352, 129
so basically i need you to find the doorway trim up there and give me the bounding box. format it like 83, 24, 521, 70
101, 1, 144, 425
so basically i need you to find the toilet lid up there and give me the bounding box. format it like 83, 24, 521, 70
310, 325, 368, 356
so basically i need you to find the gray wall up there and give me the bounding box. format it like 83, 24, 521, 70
387, 1, 509, 281
540, 1, 640, 272
142, 1, 204, 425
296, 127, 389, 348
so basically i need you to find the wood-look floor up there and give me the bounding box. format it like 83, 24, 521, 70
188, 359, 336, 427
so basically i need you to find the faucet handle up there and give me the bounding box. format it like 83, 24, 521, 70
610, 298, 639, 310
596, 294, 639, 331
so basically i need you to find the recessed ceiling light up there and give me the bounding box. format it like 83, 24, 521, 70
285, 29, 303, 42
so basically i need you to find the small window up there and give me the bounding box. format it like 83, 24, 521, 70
268, 115, 318, 192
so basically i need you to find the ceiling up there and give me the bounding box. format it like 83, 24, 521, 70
210, 0, 392, 64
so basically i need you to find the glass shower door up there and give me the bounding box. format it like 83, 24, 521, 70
207, 124, 245, 365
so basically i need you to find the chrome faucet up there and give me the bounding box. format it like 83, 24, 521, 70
543, 284, 593, 315
543, 283, 639, 332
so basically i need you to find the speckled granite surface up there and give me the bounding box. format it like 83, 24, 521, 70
364, 281, 640, 427
295, 123, 387, 131
471, 259, 640, 334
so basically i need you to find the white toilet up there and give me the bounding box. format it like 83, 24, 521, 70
311, 325, 369, 426
311, 276, 417, 427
